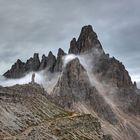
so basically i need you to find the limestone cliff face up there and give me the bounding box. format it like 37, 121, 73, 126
69, 25, 103, 54
39, 54, 48, 70
52, 58, 118, 125
45, 51, 56, 72
54, 48, 66, 72
68, 25, 135, 90
3, 53, 41, 78
25, 53, 40, 72
93, 55, 133, 88
3, 59, 25, 78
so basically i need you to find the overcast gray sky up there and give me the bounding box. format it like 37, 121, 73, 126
0, 0, 140, 84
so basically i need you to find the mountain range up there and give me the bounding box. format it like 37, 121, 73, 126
1, 25, 140, 140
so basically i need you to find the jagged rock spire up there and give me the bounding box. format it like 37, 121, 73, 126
25, 53, 40, 72
69, 25, 103, 54
54, 48, 66, 72
39, 54, 48, 70
46, 51, 56, 72
3, 53, 41, 78
3, 59, 25, 78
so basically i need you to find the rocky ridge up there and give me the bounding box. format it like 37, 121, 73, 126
0, 83, 110, 140
3, 50, 66, 78
3, 25, 136, 90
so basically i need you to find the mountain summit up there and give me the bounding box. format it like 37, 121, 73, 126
69, 25, 103, 54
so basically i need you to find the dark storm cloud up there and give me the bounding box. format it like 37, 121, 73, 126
0, 0, 140, 84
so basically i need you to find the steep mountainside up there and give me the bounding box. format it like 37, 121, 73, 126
52, 58, 118, 125
51, 25, 140, 140
2, 25, 140, 140
0, 83, 111, 140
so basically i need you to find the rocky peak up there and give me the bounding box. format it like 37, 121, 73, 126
46, 51, 56, 72
39, 54, 48, 70
69, 38, 78, 54
14, 59, 25, 69
16, 59, 23, 64
33, 53, 39, 59
54, 48, 66, 72
48, 51, 53, 57
78, 25, 97, 41
25, 53, 40, 72
69, 25, 103, 54
57, 48, 65, 56
52, 57, 90, 106
3, 59, 25, 78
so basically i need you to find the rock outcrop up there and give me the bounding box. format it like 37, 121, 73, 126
39, 54, 48, 70
46, 51, 56, 72
69, 25, 104, 54
25, 53, 40, 72
3, 53, 41, 78
54, 48, 66, 72
93, 55, 133, 88
3, 59, 25, 78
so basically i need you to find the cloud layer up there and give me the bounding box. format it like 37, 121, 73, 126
0, 0, 140, 82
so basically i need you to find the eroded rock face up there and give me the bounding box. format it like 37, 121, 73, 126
3, 53, 41, 78
92, 54, 140, 114
68, 25, 135, 90
51, 57, 140, 140
46, 51, 56, 72
69, 25, 104, 54
52, 58, 118, 125
3, 59, 25, 78
25, 53, 40, 72
3, 48, 67, 78
3, 51, 58, 78
39, 54, 48, 70
54, 48, 66, 72
94, 55, 133, 88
